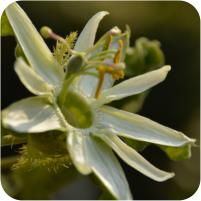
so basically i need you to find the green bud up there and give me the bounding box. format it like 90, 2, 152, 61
66, 54, 84, 75
40, 26, 52, 38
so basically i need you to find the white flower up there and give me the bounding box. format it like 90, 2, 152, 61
2, 3, 195, 200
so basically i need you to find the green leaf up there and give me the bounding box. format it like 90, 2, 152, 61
2, 96, 66, 133
0, 11, 14, 36
5, 3, 64, 90
159, 144, 192, 161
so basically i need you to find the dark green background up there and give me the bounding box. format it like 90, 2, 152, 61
1, 1, 200, 200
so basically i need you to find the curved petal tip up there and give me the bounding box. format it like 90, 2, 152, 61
162, 65, 171, 72
158, 172, 175, 182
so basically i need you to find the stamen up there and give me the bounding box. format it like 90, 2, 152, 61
40, 26, 74, 54
103, 34, 112, 51
95, 39, 125, 98
95, 66, 105, 99
114, 40, 123, 64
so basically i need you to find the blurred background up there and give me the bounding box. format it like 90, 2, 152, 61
1, 1, 200, 200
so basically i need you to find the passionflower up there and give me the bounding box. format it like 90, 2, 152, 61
2, 3, 195, 200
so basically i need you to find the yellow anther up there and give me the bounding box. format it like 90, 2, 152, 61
112, 70, 125, 80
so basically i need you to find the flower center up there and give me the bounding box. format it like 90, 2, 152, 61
60, 91, 93, 128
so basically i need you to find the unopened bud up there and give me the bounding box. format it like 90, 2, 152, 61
66, 54, 84, 76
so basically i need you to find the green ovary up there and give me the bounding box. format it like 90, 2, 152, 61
61, 91, 93, 128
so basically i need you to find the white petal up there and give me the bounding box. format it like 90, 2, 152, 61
67, 130, 91, 175
97, 106, 195, 147
6, 3, 64, 89
74, 69, 113, 98
85, 135, 132, 200
74, 11, 109, 51
100, 133, 174, 182
14, 58, 54, 96
98, 65, 171, 104
2, 96, 66, 133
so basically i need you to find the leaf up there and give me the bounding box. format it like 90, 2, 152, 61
159, 144, 192, 161
98, 106, 195, 147
0, 11, 14, 36
5, 3, 64, 90
2, 96, 66, 133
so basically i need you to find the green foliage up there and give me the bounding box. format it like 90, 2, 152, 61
159, 144, 192, 161
2, 166, 78, 200
1, 12, 14, 36
125, 37, 165, 77
123, 138, 149, 152
12, 132, 71, 171
1, 134, 27, 147
53, 32, 77, 66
